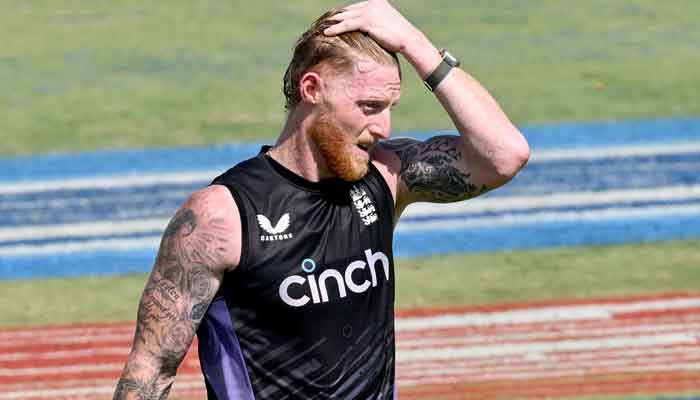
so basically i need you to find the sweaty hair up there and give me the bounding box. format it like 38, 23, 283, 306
282, 8, 401, 110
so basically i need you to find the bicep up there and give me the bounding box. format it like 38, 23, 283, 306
381, 135, 488, 207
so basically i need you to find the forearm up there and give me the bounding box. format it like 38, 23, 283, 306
114, 350, 177, 399
402, 34, 530, 181
114, 296, 197, 399
325, 0, 530, 204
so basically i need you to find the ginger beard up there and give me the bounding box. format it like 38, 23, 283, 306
309, 114, 370, 182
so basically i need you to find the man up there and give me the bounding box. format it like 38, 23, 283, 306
114, 1, 529, 399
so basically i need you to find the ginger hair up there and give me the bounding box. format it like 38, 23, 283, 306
282, 8, 401, 110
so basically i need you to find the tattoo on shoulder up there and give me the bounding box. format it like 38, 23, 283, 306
383, 136, 487, 202
163, 208, 196, 238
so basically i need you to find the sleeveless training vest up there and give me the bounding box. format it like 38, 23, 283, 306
196, 147, 397, 399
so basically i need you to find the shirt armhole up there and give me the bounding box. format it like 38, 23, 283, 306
210, 182, 250, 273
367, 162, 397, 224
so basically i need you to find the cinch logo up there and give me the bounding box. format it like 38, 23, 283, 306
257, 213, 293, 242
278, 249, 390, 308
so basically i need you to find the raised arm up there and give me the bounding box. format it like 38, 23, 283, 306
325, 0, 530, 210
113, 185, 239, 399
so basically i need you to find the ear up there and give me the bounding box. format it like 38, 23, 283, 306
299, 71, 323, 105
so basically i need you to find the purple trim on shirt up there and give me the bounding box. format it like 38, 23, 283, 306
197, 297, 255, 400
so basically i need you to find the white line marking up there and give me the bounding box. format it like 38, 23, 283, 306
0, 363, 124, 376
0, 219, 168, 243
396, 332, 697, 362
403, 185, 700, 217
531, 142, 700, 162
397, 361, 700, 386
0, 347, 129, 362
396, 203, 700, 232
397, 322, 700, 348
398, 354, 700, 379
0, 376, 204, 399
0, 190, 191, 211
0, 333, 132, 347
398, 346, 700, 372
0, 170, 217, 195
0, 236, 160, 257
396, 297, 700, 331
396, 308, 610, 331
0, 326, 133, 340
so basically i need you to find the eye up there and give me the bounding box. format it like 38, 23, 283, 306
358, 101, 386, 115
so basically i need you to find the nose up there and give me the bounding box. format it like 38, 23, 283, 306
368, 109, 392, 140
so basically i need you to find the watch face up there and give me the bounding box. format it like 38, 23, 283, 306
443, 51, 461, 68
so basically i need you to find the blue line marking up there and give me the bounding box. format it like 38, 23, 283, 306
0, 144, 260, 182
402, 117, 700, 149
2, 152, 699, 227
1, 117, 699, 182
394, 213, 700, 257
0, 249, 158, 280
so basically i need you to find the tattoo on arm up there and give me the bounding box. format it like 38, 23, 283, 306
114, 202, 230, 399
383, 136, 487, 203
114, 376, 171, 400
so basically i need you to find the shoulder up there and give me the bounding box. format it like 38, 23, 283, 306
187, 184, 239, 211
167, 184, 242, 272
370, 137, 434, 215
370, 141, 402, 207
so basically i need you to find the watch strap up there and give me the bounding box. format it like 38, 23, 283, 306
423, 57, 454, 92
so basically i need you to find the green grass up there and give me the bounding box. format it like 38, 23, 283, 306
2, 0, 699, 156
1, 239, 698, 327
395, 239, 700, 309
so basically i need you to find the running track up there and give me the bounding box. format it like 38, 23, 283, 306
2, 293, 700, 399
3, 118, 700, 279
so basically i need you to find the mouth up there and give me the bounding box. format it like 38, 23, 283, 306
356, 139, 376, 153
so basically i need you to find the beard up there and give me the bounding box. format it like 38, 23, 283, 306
309, 115, 370, 182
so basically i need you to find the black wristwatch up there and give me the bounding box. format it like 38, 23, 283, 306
423, 49, 461, 92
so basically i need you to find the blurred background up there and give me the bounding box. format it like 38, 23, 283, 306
1, 1, 699, 399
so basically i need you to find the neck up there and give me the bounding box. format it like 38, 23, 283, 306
268, 108, 332, 182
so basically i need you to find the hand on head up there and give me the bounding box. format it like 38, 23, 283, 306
323, 0, 420, 54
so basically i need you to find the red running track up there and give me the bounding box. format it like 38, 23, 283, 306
1, 293, 700, 399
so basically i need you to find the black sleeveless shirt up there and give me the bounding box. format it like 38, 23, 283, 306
197, 147, 396, 399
